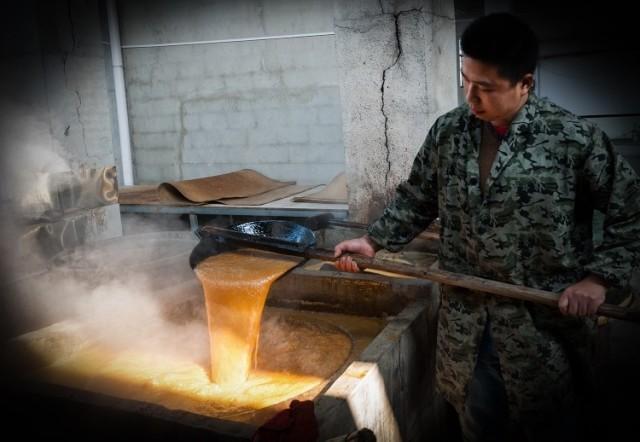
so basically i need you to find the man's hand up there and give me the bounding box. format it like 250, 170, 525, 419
558, 274, 607, 317
333, 235, 379, 272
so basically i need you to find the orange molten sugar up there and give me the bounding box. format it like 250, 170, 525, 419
194, 249, 302, 387
15, 248, 380, 421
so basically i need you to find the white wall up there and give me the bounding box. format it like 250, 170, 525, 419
1, 1, 123, 278
1, 1, 117, 178
119, 0, 344, 185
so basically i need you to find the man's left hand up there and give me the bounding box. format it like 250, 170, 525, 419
558, 274, 607, 317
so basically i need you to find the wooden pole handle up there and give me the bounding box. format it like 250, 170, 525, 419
195, 226, 638, 323
311, 250, 639, 323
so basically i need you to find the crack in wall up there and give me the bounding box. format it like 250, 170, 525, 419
62, 0, 77, 87
381, 9, 421, 187
67, 0, 77, 51
74, 90, 88, 155
380, 15, 399, 186
63, 1, 87, 157
62, 53, 69, 88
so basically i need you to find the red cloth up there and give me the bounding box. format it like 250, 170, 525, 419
493, 125, 509, 137
251, 400, 318, 442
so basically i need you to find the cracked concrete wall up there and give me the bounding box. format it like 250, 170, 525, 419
1, 1, 122, 273
120, 0, 344, 185
335, 0, 457, 222
1, 1, 117, 173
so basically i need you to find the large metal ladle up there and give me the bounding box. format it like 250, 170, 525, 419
190, 219, 639, 323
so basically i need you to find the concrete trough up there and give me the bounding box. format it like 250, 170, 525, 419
1, 231, 444, 440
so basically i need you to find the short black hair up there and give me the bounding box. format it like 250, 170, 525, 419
461, 12, 539, 84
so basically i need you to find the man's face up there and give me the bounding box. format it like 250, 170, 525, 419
461, 56, 532, 126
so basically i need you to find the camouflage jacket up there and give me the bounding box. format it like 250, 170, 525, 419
369, 93, 640, 292
367, 93, 640, 421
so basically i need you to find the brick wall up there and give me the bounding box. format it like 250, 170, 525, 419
120, 0, 344, 185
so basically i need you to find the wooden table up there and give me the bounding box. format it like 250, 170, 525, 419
119, 185, 349, 230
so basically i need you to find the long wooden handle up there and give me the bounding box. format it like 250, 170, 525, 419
308, 249, 639, 322
196, 226, 637, 323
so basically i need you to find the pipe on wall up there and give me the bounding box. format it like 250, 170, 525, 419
106, 0, 134, 186
121, 31, 335, 49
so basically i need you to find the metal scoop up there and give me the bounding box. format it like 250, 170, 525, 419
190, 219, 639, 322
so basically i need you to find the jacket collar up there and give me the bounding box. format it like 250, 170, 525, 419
464, 92, 540, 136
466, 93, 541, 196
509, 92, 540, 139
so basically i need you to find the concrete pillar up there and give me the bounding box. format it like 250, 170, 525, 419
334, 0, 458, 222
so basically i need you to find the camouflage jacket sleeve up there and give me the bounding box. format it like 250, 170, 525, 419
583, 128, 640, 289
367, 124, 440, 252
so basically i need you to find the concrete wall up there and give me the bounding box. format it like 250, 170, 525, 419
0, 0, 119, 210
0, 1, 117, 179
119, 0, 345, 185
0, 1, 122, 281
335, 0, 458, 222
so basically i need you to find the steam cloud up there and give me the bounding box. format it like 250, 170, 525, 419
0, 100, 208, 366
0, 99, 71, 213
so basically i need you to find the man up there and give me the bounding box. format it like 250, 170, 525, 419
334, 12, 640, 442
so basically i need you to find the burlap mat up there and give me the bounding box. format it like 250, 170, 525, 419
218, 184, 315, 205
119, 169, 312, 206
292, 172, 347, 204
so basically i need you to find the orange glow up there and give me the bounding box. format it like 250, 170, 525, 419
33, 345, 326, 417
18, 307, 366, 420
195, 249, 302, 387
12, 248, 386, 422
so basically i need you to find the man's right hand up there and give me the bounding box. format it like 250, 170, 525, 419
333, 235, 378, 272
